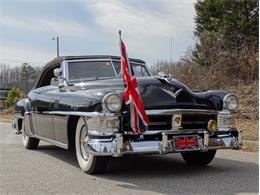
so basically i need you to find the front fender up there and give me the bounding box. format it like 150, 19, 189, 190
15, 98, 31, 115
193, 90, 230, 111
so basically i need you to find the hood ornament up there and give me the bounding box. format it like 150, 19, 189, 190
161, 88, 182, 99
157, 72, 173, 81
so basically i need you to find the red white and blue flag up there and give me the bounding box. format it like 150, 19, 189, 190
173, 136, 199, 151
119, 31, 149, 134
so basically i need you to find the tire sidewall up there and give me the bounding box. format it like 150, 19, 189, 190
75, 117, 95, 172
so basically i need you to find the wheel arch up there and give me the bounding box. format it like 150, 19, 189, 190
14, 98, 30, 132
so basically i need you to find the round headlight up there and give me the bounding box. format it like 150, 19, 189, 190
102, 93, 122, 112
223, 94, 238, 111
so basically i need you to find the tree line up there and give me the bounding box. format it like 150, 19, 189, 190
152, 0, 258, 90
0, 63, 42, 94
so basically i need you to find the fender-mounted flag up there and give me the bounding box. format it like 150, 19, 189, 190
119, 30, 149, 134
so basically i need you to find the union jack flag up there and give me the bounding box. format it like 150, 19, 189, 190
173, 135, 199, 151
119, 31, 149, 134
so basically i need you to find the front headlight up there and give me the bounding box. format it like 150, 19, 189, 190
223, 94, 238, 111
102, 93, 122, 112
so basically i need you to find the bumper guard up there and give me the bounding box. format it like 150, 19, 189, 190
85, 129, 242, 157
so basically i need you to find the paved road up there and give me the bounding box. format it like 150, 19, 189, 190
0, 121, 258, 195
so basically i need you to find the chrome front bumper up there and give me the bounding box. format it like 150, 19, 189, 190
85, 130, 242, 157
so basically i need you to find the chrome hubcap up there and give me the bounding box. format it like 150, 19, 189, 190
80, 125, 89, 161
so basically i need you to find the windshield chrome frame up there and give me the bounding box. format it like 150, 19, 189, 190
62, 58, 152, 83
63, 58, 118, 82
111, 59, 152, 76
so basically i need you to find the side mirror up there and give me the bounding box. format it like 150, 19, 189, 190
54, 68, 62, 78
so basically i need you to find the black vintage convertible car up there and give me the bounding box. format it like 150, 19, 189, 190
13, 55, 242, 174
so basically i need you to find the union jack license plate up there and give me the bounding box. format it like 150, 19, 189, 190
173, 135, 199, 151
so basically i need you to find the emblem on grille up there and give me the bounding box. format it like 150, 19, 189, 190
161, 88, 182, 99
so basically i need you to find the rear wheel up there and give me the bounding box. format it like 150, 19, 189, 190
75, 117, 110, 174
22, 119, 39, 149
181, 150, 216, 166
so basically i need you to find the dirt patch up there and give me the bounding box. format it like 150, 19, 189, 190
227, 82, 259, 143
0, 114, 15, 122
237, 119, 259, 141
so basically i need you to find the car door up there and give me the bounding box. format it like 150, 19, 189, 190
31, 86, 56, 140
30, 63, 61, 140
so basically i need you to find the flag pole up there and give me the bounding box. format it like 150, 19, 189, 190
118, 30, 122, 39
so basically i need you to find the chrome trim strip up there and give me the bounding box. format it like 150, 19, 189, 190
145, 109, 218, 115
140, 129, 206, 135
112, 59, 146, 66
111, 59, 152, 76
48, 111, 121, 117
43, 109, 217, 124
32, 135, 68, 149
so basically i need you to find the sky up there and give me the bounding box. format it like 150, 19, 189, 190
0, 0, 197, 67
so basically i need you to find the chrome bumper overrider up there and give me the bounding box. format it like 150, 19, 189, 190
84, 130, 242, 157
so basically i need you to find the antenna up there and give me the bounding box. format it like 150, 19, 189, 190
170, 36, 173, 63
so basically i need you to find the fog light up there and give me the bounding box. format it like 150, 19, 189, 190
207, 120, 217, 131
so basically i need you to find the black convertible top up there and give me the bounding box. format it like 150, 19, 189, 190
45, 55, 145, 68
33, 55, 146, 89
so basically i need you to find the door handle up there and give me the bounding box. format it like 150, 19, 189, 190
34, 91, 41, 94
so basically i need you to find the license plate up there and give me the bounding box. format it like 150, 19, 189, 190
173, 135, 199, 151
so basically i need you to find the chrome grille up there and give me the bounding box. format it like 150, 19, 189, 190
148, 115, 172, 130
147, 113, 217, 131
181, 114, 217, 129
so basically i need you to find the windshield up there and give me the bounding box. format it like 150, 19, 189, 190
112, 61, 150, 77
67, 60, 151, 82
68, 61, 116, 81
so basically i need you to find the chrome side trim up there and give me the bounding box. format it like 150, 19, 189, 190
49, 109, 216, 120
130, 129, 206, 135
49, 111, 121, 117
145, 109, 218, 115
32, 134, 68, 149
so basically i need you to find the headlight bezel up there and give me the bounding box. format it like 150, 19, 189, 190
223, 94, 238, 111
102, 93, 122, 113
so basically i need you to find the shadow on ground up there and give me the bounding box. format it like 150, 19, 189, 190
37, 144, 259, 194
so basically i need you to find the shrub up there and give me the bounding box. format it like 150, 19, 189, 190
6, 87, 26, 108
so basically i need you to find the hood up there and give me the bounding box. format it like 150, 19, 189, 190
70, 76, 228, 111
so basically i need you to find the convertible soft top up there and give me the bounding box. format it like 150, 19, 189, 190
45, 55, 145, 68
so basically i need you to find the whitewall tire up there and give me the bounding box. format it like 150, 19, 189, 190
21, 119, 39, 149
75, 117, 110, 174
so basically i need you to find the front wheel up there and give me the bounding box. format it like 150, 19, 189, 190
22, 119, 39, 149
181, 150, 216, 166
75, 117, 110, 174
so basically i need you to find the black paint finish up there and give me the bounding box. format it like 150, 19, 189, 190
15, 56, 230, 146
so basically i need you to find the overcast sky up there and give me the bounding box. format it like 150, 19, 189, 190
0, 0, 197, 67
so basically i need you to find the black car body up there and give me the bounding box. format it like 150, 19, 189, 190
13, 55, 242, 174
